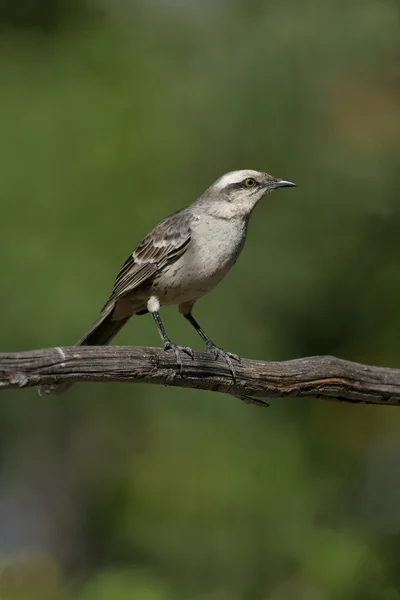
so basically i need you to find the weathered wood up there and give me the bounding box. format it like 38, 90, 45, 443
0, 345, 399, 407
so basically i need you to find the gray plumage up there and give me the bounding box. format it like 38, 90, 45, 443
38, 169, 295, 395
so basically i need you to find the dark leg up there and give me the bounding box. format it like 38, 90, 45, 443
183, 313, 240, 380
151, 311, 193, 370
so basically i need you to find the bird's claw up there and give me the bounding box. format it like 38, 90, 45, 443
163, 342, 194, 373
206, 343, 241, 381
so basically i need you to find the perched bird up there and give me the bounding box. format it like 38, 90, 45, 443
38, 169, 295, 395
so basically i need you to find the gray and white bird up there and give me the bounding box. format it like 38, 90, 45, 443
38, 169, 295, 395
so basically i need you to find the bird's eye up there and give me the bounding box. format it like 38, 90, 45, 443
243, 177, 256, 188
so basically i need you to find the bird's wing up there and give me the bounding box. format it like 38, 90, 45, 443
106, 208, 195, 305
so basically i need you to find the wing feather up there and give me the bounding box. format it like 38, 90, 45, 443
106, 208, 195, 305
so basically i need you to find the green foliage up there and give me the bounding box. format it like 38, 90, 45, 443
1, 1, 400, 598
0, 0, 88, 31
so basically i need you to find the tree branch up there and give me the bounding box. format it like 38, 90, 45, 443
0, 345, 399, 407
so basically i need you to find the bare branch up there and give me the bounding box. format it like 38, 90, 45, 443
0, 346, 399, 406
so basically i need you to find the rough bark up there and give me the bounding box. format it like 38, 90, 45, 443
0, 346, 399, 407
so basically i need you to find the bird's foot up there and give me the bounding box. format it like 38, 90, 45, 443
163, 341, 194, 373
206, 342, 241, 381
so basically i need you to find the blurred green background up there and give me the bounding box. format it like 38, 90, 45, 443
1, 0, 400, 598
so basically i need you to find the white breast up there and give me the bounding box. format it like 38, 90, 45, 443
154, 214, 248, 306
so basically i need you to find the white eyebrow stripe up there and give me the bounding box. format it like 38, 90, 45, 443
214, 170, 262, 189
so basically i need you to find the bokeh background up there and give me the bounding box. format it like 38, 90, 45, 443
1, 0, 400, 598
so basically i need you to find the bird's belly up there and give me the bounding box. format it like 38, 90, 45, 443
155, 263, 230, 305
153, 226, 245, 306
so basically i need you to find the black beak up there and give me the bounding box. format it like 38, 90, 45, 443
272, 179, 296, 189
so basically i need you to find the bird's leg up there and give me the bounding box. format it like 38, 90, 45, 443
183, 313, 240, 380
151, 311, 194, 371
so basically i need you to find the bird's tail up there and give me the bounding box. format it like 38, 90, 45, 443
75, 306, 130, 346
37, 304, 131, 396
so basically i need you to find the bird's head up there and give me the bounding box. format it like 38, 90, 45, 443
199, 169, 296, 218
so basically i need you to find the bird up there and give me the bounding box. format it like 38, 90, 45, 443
37, 169, 295, 395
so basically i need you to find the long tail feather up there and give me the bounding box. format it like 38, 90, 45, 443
76, 308, 130, 346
